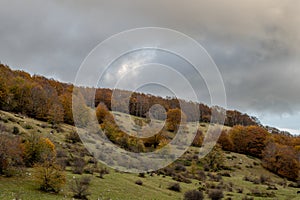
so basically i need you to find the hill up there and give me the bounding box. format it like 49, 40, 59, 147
0, 110, 299, 200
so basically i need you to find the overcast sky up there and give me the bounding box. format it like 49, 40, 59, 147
0, 0, 299, 134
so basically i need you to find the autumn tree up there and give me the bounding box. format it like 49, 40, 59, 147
70, 176, 91, 200
47, 102, 64, 125
201, 145, 224, 172
229, 125, 269, 158
166, 108, 187, 132
59, 91, 74, 124
96, 102, 112, 124
0, 134, 23, 176
0, 76, 8, 109
262, 141, 300, 181
34, 160, 66, 193
192, 130, 204, 147
22, 133, 56, 166
217, 130, 234, 151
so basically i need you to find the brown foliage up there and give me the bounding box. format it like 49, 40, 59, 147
166, 108, 187, 132
262, 141, 300, 181
217, 130, 234, 151
34, 160, 66, 193
229, 125, 269, 158
70, 176, 91, 200
192, 130, 204, 147
96, 102, 112, 124
22, 133, 56, 166
0, 134, 23, 176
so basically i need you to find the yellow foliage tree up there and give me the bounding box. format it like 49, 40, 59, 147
166, 108, 187, 132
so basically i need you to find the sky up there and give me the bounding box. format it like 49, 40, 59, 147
0, 0, 299, 134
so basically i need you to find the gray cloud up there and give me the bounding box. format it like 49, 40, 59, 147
0, 0, 300, 129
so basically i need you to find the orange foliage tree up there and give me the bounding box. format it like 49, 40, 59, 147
229, 125, 269, 158
262, 141, 300, 181
22, 133, 56, 166
166, 108, 187, 132
217, 130, 234, 151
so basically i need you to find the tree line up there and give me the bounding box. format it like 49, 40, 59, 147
0, 64, 259, 127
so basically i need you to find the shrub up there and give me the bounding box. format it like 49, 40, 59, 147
217, 130, 233, 151
135, 179, 143, 186
97, 167, 109, 178
207, 173, 222, 182
166, 108, 186, 132
242, 196, 254, 200
192, 130, 204, 147
249, 188, 276, 197
201, 145, 224, 172
175, 164, 187, 172
12, 126, 20, 134
96, 103, 112, 124
259, 175, 270, 184
23, 124, 33, 129
236, 187, 243, 193
172, 173, 192, 184
70, 176, 91, 200
288, 182, 300, 188
196, 170, 206, 181
208, 189, 224, 200
22, 133, 56, 166
168, 182, 181, 192
66, 130, 81, 143
184, 190, 204, 200
0, 134, 23, 176
218, 172, 231, 177
72, 157, 86, 174
34, 161, 66, 193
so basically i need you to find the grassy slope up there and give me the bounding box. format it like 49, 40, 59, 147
0, 110, 299, 200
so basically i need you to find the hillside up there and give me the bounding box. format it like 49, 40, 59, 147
0, 110, 299, 200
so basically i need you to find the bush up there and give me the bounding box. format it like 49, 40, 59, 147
218, 172, 231, 177
23, 124, 33, 129
97, 167, 109, 178
70, 176, 91, 200
175, 164, 187, 172
66, 130, 81, 143
242, 196, 254, 200
196, 170, 206, 181
34, 161, 66, 193
236, 187, 243, 193
184, 190, 204, 200
12, 126, 20, 134
22, 133, 56, 166
208, 189, 224, 200
172, 173, 192, 184
208, 173, 222, 182
135, 179, 143, 186
168, 182, 181, 192
259, 175, 270, 184
201, 145, 224, 172
249, 188, 276, 197
166, 108, 187, 132
0, 134, 23, 176
72, 157, 86, 174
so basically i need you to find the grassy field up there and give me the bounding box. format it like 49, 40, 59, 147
0, 110, 299, 200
